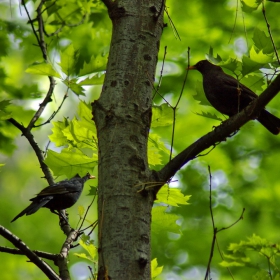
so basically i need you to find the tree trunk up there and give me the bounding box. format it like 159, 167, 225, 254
92, 1, 164, 279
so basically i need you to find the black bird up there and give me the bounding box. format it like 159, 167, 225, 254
11, 173, 95, 222
188, 60, 280, 135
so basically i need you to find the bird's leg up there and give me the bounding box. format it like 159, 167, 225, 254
50, 209, 69, 225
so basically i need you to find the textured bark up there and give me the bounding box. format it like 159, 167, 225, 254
92, 1, 164, 279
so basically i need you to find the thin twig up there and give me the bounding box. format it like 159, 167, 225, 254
262, 2, 280, 65
204, 166, 244, 280
153, 46, 168, 99
204, 166, 215, 280
7, 118, 54, 184
169, 47, 190, 161
228, 0, 238, 43
164, 6, 181, 40
0, 246, 58, 261
34, 91, 69, 127
78, 188, 98, 232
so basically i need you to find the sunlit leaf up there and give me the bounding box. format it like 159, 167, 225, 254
249, 46, 274, 64
241, 0, 262, 13
151, 258, 163, 279
148, 133, 170, 167
253, 28, 274, 54
152, 206, 180, 234
0, 99, 12, 120
241, 56, 263, 76
151, 104, 174, 128
26, 62, 61, 78
63, 78, 86, 96
49, 118, 69, 147
156, 185, 191, 207
78, 234, 97, 261
78, 205, 85, 217
59, 44, 79, 76
44, 149, 97, 178
78, 73, 105, 85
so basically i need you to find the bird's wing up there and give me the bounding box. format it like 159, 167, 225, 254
222, 74, 258, 100
28, 196, 53, 212
36, 182, 80, 197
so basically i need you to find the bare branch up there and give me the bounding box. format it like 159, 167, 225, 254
57, 229, 80, 280
0, 225, 59, 280
262, 2, 280, 65
0, 246, 58, 261
7, 118, 54, 185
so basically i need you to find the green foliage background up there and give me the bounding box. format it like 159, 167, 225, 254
1, 0, 280, 279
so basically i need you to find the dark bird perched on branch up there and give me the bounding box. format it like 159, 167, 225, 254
11, 173, 95, 222
188, 60, 280, 135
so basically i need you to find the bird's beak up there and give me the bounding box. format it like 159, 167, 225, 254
187, 65, 197, 70
89, 175, 96, 179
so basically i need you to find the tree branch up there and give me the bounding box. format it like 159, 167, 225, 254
153, 72, 280, 189
0, 246, 58, 261
7, 118, 54, 185
0, 225, 60, 280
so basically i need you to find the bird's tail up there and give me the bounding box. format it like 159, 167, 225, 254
11, 200, 47, 222
257, 110, 280, 135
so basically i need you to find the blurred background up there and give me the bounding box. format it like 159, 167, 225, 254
1, 0, 280, 279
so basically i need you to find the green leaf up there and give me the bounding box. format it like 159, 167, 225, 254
0, 99, 11, 110
249, 46, 274, 64
87, 185, 97, 196
78, 205, 85, 217
219, 260, 245, 267
148, 133, 170, 167
151, 258, 163, 279
0, 99, 12, 120
151, 104, 174, 128
156, 185, 191, 207
63, 117, 97, 149
241, 56, 263, 76
78, 53, 108, 76
253, 28, 274, 54
77, 101, 97, 133
220, 58, 240, 73
6, 104, 37, 126
79, 234, 97, 261
207, 46, 222, 64
59, 44, 79, 76
252, 270, 272, 280
44, 148, 97, 178
78, 73, 105, 85
152, 206, 181, 234
241, 0, 262, 13
63, 78, 85, 96
73, 252, 94, 262
192, 80, 211, 106
25, 62, 61, 78
49, 118, 69, 147
194, 111, 223, 121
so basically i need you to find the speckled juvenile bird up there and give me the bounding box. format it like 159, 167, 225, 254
188, 60, 280, 135
11, 173, 95, 222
